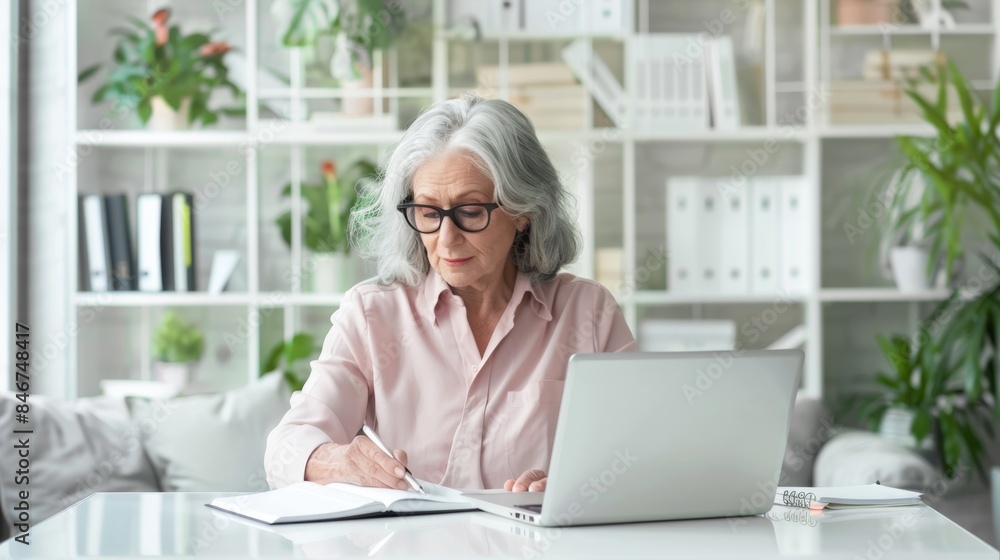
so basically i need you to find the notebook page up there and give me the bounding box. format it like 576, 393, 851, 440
209, 482, 381, 524
776, 484, 922, 508
326, 480, 474, 511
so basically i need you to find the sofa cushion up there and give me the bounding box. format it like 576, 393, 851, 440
0, 392, 159, 539
780, 393, 836, 487
814, 430, 943, 491
126, 372, 290, 492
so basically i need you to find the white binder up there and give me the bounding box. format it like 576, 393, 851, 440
666, 177, 700, 293
81, 195, 110, 292
707, 36, 741, 130
634, 35, 710, 132
779, 177, 809, 295
136, 194, 163, 292
749, 178, 781, 295
719, 182, 750, 293
587, 0, 631, 33
697, 181, 723, 293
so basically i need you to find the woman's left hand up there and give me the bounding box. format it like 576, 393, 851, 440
505, 469, 547, 492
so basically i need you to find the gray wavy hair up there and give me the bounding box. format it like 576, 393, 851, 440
350, 94, 581, 286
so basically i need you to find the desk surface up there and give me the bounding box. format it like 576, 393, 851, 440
1, 492, 997, 559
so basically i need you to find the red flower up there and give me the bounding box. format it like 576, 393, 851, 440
321, 160, 337, 183
151, 9, 170, 27
199, 41, 231, 57
152, 9, 170, 46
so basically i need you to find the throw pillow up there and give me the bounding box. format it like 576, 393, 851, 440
0, 393, 159, 539
813, 430, 943, 492
126, 372, 291, 492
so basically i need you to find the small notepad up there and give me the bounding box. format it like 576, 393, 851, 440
775, 484, 923, 510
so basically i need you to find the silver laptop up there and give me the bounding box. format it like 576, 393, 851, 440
461, 350, 804, 527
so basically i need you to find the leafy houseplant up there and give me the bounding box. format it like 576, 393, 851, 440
78, 8, 243, 129
262, 333, 316, 392
152, 311, 205, 390
858, 264, 1000, 481
872, 60, 1000, 288
277, 157, 378, 253
272, 0, 407, 78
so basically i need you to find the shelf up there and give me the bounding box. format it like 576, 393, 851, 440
819, 288, 952, 302
817, 124, 937, 138
258, 87, 434, 99
74, 292, 255, 307
441, 29, 629, 42
628, 128, 809, 142
627, 291, 807, 305
829, 24, 995, 36
75, 130, 248, 147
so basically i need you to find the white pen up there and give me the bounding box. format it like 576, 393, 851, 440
362, 424, 426, 495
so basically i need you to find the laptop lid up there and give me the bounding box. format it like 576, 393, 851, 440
537, 349, 803, 526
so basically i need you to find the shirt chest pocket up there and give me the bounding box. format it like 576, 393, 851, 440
504, 380, 565, 477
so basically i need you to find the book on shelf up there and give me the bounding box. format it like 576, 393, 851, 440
79, 192, 198, 293
207, 480, 474, 524
862, 49, 941, 81
707, 36, 741, 130
476, 62, 588, 129
170, 192, 197, 292
828, 80, 963, 125
79, 194, 110, 292
775, 484, 922, 510
104, 194, 136, 291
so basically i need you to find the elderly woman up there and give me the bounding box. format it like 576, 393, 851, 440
264, 95, 635, 495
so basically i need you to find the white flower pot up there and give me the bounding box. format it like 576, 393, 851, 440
148, 96, 191, 131
340, 66, 374, 116
153, 361, 196, 392
890, 247, 931, 293
309, 252, 361, 293
879, 406, 919, 448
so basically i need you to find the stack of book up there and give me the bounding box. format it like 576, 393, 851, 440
830, 50, 963, 125
475, 62, 588, 129
666, 176, 809, 296
79, 193, 197, 292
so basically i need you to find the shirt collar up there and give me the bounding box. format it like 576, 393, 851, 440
421, 267, 553, 324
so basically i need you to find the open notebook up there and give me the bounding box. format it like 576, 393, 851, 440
207, 480, 475, 524
775, 483, 923, 510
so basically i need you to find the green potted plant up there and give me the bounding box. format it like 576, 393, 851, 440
870, 60, 1000, 290
276, 157, 378, 292
152, 311, 205, 391
262, 332, 316, 392
858, 264, 1000, 481
78, 8, 243, 130
270, 0, 408, 114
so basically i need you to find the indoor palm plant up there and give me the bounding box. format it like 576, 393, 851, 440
78, 8, 243, 130
859, 263, 1000, 481
276, 157, 379, 291
270, 0, 408, 114
871, 59, 1000, 290
152, 311, 205, 391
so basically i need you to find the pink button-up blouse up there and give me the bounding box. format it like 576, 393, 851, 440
264, 268, 636, 490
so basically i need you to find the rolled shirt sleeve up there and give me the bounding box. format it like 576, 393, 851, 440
264, 289, 373, 490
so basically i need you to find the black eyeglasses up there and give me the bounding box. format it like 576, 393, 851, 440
396, 202, 501, 234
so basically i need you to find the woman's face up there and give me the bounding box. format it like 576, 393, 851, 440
411, 150, 526, 292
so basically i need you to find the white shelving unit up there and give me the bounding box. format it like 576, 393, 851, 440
64, 0, 999, 400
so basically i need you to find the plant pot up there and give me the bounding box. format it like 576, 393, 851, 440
878, 406, 920, 448
837, 0, 898, 26
309, 252, 363, 293
148, 96, 191, 131
340, 66, 374, 116
890, 246, 931, 292
153, 361, 196, 392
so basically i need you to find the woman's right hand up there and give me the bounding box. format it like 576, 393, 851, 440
304, 436, 411, 490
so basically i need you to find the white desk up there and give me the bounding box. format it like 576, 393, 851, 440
1, 492, 996, 558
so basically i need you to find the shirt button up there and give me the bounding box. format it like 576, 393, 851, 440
471, 365, 478, 373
